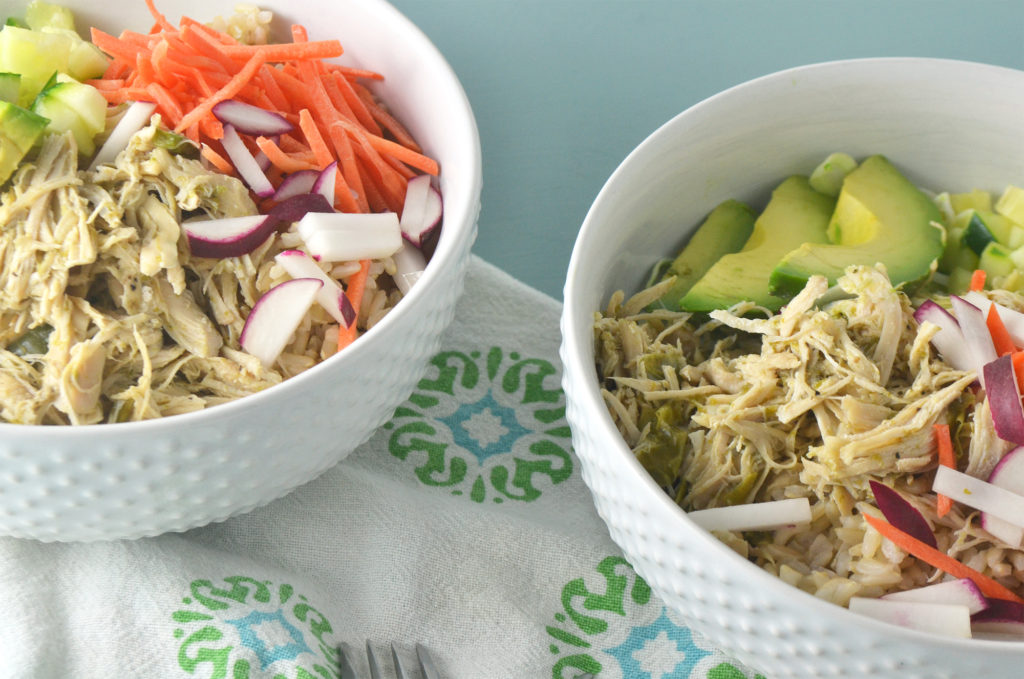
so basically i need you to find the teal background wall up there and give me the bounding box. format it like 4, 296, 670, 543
389, 0, 1024, 299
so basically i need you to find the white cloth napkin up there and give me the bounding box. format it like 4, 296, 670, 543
0, 256, 764, 679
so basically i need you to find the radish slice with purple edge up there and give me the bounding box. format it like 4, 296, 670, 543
212, 99, 294, 137
983, 354, 1024, 446
88, 100, 158, 171
686, 497, 811, 532
268, 193, 334, 225
932, 465, 1024, 533
971, 599, 1024, 639
949, 295, 998, 384
399, 174, 442, 246
981, 446, 1024, 547
313, 161, 337, 206
847, 597, 972, 638
220, 123, 275, 198
881, 578, 989, 615
297, 212, 402, 262
240, 277, 323, 367
272, 169, 318, 202
183, 214, 276, 258
914, 299, 972, 372
965, 291, 1024, 347
273, 250, 351, 325
393, 241, 426, 295
869, 480, 938, 549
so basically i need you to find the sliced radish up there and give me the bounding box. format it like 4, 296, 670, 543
982, 446, 1024, 546
882, 578, 989, 615
313, 161, 337, 206
220, 123, 275, 198
949, 295, 998, 383
268, 193, 334, 225
972, 599, 1024, 638
88, 100, 158, 171
297, 211, 402, 262
240, 277, 323, 367
273, 170, 318, 202
273, 249, 349, 325
184, 214, 276, 258
393, 241, 426, 295
933, 465, 1024, 533
869, 480, 937, 549
848, 597, 972, 638
686, 497, 811, 532
914, 300, 972, 372
338, 289, 356, 328
212, 99, 293, 137
399, 174, 442, 246
964, 291, 1024, 347
983, 354, 1024, 446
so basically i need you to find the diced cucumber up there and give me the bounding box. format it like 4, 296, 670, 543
951, 188, 993, 215
40, 27, 108, 81
996, 185, 1024, 227
4, 18, 27, 29
1008, 225, 1024, 249
31, 78, 105, 155
809, 151, 857, 197
0, 72, 19, 103
979, 240, 1015, 279
948, 266, 977, 294
1011, 244, 1024, 271
962, 210, 1015, 254
24, 0, 75, 31
0, 25, 70, 105
0, 99, 48, 183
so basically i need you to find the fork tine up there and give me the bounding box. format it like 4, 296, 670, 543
390, 643, 411, 679
415, 643, 442, 679
336, 643, 359, 679
366, 640, 384, 679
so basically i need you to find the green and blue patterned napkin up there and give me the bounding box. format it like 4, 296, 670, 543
0, 256, 764, 679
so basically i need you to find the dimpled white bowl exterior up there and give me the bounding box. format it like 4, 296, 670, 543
0, 0, 481, 541
561, 59, 1024, 678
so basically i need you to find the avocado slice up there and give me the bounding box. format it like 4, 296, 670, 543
769, 155, 943, 297
0, 100, 48, 184
679, 175, 835, 312
656, 199, 756, 310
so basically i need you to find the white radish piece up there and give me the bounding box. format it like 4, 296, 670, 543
297, 212, 402, 262
881, 578, 989, 615
212, 99, 293, 136
983, 354, 1024, 446
399, 174, 442, 246
913, 300, 972, 372
88, 100, 158, 171
848, 597, 972, 638
313, 161, 337, 206
982, 446, 1024, 546
273, 170, 318, 202
933, 465, 1024, 533
273, 250, 349, 325
220, 123, 275, 198
240, 278, 323, 367
972, 599, 1024, 639
393, 241, 426, 295
949, 295, 997, 384
686, 497, 811, 532
183, 215, 275, 258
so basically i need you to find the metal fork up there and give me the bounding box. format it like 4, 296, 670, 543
337, 641, 596, 678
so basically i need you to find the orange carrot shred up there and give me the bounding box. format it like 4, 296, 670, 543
933, 423, 955, 518
220, 41, 343, 62
175, 51, 267, 133
970, 269, 987, 292
298, 109, 334, 169
254, 136, 319, 173
200, 143, 233, 174
145, 0, 176, 33
863, 513, 1024, 604
987, 304, 1017, 356
338, 260, 371, 350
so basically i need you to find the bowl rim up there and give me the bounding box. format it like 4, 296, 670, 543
562, 56, 1024, 651
0, 0, 482, 437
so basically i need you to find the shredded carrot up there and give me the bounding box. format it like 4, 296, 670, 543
254, 136, 319, 173
338, 260, 371, 349
970, 268, 987, 292
298, 108, 334, 168
200, 143, 233, 174
933, 423, 955, 518
987, 304, 1018, 356
863, 513, 1024, 604
220, 40, 343, 63
174, 51, 266, 133
145, 0, 176, 33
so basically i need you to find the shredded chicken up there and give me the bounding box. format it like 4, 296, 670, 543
0, 118, 404, 424
596, 265, 1024, 605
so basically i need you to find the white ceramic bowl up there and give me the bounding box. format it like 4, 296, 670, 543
0, 0, 481, 541
561, 58, 1024, 679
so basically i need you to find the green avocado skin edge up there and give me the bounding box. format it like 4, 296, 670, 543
769, 154, 944, 298
657, 199, 756, 310
679, 175, 835, 312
